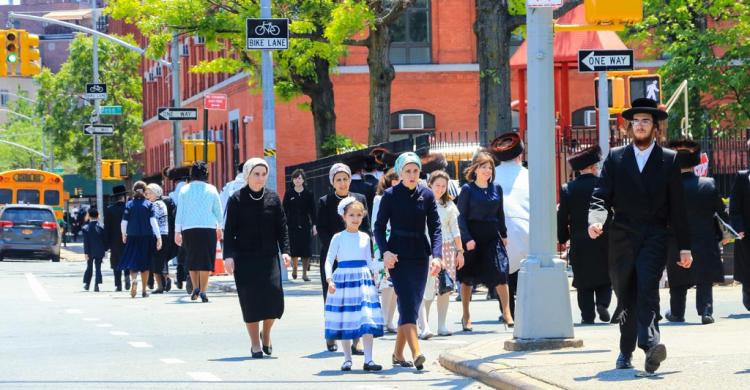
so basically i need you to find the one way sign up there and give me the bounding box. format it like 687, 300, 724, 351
158, 107, 198, 121
578, 50, 634, 73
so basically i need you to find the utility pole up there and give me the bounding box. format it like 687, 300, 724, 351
507, 4, 579, 350
171, 33, 182, 166
92, 0, 104, 220
261, 0, 277, 191
598, 71, 610, 158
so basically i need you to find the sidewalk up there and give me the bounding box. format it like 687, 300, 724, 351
210, 264, 323, 296
60, 242, 86, 262
438, 285, 750, 389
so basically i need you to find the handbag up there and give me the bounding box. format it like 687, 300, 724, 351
437, 269, 455, 295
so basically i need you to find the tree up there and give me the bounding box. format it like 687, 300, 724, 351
474, 0, 581, 143
35, 35, 143, 178
0, 90, 44, 171
629, 0, 750, 137
108, 0, 359, 158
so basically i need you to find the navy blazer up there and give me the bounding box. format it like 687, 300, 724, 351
82, 221, 107, 259
374, 183, 442, 260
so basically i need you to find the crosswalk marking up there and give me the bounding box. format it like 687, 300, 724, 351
25, 273, 52, 302
187, 372, 221, 382
128, 341, 153, 348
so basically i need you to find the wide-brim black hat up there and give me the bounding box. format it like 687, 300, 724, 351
164, 166, 191, 181
622, 97, 668, 121
370, 147, 398, 170
567, 145, 601, 171
111, 185, 128, 196
190, 161, 209, 180
668, 138, 701, 169
421, 153, 448, 174
490, 132, 524, 163
343, 153, 369, 173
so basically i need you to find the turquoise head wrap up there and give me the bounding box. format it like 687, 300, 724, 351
394, 152, 422, 176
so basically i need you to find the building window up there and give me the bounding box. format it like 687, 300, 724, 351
0, 90, 8, 107
390, 0, 431, 65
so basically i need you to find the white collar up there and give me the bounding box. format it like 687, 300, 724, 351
633, 141, 656, 156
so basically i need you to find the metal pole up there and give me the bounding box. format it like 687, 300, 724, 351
512, 5, 575, 343
261, 0, 277, 191
598, 71, 610, 158
203, 108, 209, 161
92, 0, 103, 220
171, 33, 182, 166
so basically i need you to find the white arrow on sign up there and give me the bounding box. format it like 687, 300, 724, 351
83, 124, 114, 136
581, 51, 632, 71
158, 107, 198, 121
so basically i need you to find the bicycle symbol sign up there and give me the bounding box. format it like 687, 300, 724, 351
85, 83, 107, 100
246, 18, 289, 50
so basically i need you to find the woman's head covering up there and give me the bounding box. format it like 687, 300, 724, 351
329, 163, 351, 185
190, 161, 209, 181
146, 183, 163, 198
243, 158, 270, 182
337, 196, 357, 216
394, 152, 422, 176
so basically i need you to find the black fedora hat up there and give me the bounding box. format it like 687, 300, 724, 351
668, 138, 701, 169
567, 145, 602, 171
489, 132, 524, 163
421, 153, 448, 174
622, 98, 668, 121
112, 185, 128, 196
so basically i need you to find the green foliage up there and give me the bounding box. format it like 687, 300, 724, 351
629, 0, 750, 137
321, 134, 366, 156
35, 35, 143, 178
0, 89, 44, 171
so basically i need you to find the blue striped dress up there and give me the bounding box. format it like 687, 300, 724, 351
324, 231, 384, 340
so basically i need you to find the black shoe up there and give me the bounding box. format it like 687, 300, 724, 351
581, 319, 595, 325
84, 283, 90, 291
455, 294, 462, 302
392, 354, 413, 368
252, 350, 264, 359
191, 288, 200, 301
260, 332, 272, 355
665, 311, 685, 323
94, 284, 100, 292
364, 361, 383, 371
165, 278, 172, 292
125, 280, 131, 290
701, 315, 715, 324
615, 353, 634, 369
186, 279, 193, 295
351, 345, 364, 356
645, 344, 667, 373
176, 280, 183, 290
152, 288, 164, 294
200, 292, 209, 303
142, 291, 149, 298
597, 305, 611, 322
743, 289, 750, 311
341, 361, 352, 371
461, 318, 473, 332
414, 354, 426, 370
326, 341, 338, 352
115, 286, 122, 292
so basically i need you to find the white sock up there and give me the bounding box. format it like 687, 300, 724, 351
424, 298, 434, 323
417, 300, 430, 334
437, 293, 450, 332
363, 334, 374, 363
341, 339, 352, 362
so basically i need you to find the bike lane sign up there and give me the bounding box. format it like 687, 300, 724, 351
246, 18, 289, 50
85, 83, 107, 100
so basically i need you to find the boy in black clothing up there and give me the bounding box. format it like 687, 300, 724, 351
83, 208, 108, 292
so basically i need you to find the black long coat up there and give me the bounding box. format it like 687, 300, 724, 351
103, 201, 126, 270
589, 144, 690, 301
667, 173, 727, 287
729, 170, 750, 284
282, 188, 316, 257
558, 173, 610, 289
316, 192, 370, 263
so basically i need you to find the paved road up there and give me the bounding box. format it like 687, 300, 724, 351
1, 259, 501, 389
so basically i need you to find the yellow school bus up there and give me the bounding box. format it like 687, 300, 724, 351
0, 169, 65, 222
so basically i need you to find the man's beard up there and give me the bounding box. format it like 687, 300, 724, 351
633, 129, 656, 148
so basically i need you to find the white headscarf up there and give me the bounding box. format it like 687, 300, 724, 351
243, 158, 270, 183
146, 183, 163, 198
329, 163, 351, 185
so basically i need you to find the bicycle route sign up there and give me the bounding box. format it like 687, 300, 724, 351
246, 18, 289, 50
85, 83, 107, 100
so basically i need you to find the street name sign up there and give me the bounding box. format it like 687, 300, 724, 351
527, 0, 563, 7
204, 94, 228, 111
85, 83, 107, 100
578, 50, 634, 72
83, 124, 114, 136
158, 107, 198, 121
99, 105, 123, 116
246, 18, 289, 50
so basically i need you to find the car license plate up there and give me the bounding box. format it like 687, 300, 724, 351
22, 229, 33, 235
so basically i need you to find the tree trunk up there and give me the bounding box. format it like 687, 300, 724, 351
297, 57, 337, 158
367, 25, 396, 145
475, 1, 514, 145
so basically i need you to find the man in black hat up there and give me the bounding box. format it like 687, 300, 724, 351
665, 139, 728, 325
558, 146, 612, 325
104, 185, 130, 291
728, 148, 750, 312
588, 98, 692, 374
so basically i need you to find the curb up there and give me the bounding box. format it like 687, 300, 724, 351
439, 347, 563, 390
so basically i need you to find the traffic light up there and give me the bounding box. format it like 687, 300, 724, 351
594, 77, 625, 109
116, 161, 128, 178
19, 31, 41, 77
3, 29, 20, 77
102, 160, 128, 180
181, 140, 216, 163
102, 160, 113, 180
628, 74, 662, 105
584, 0, 643, 26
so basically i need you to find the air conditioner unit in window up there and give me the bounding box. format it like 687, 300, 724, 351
180, 43, 189, 57
399, 113, 425, 130
584, 110, 597, 127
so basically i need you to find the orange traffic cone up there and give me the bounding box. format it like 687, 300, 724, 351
212, 242, 227, 275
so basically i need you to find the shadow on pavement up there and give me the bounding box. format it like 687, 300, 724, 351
208, 356, 255, 362
735, 369, 750, 374
303, 350, 344, 359
574, 369, 680, 382
550, 348, 611, 355
725, 313, 750, 319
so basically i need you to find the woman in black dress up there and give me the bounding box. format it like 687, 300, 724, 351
224, 158, 291, 359
283, 169, 316, 281
456, 152, 514, 329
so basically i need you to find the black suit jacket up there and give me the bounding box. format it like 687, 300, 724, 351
103, 201, 125, 268
316, 192, 370, 261
589, 144, 690, 250
558, 173, 610, 289
729, 170, 750, 284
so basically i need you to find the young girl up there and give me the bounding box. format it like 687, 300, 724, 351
325, 197, 384, 372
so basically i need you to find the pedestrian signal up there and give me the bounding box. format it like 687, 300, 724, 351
628, 75, 661, 105
594, 77, 625, 109
181, 140, 216, 164
584, 0, 642, 26
102, 159, 128, 180
20, 31, 41, 77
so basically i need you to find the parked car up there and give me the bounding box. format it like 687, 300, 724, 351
0, 204, 61, 262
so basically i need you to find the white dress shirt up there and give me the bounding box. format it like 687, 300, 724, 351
633, 141, 655, 172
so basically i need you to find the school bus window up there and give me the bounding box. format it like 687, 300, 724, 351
44, 190, 60, 206
17, 189, 40, 204
0, 189, 11, 204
